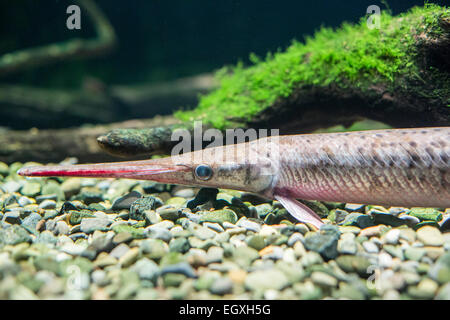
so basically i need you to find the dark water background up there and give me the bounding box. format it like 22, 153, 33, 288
0, 0, 446, 129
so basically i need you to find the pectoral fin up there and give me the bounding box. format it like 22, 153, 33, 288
274, 195, 324, 229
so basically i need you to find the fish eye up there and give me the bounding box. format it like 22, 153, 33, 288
194, 164, 213, 180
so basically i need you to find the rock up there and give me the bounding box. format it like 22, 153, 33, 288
169, 237, 191, 253
254, 203, 273, 218
304, 225, 340, 260
245, 269, 289, 291
0, 225, 32, 246
112, 232, 133, 244
80, 217, 112, 233
398, 214, 420, 227
203, 222, 224, 233
145, 226, 173, 243
91, 270, 109, 286
172, 187, 195, 198
2, 181, 22, 193
206, 246, 224, 264
60, 243, 86, 256
2, 211, 21, 224
55, 221, 70, 235
287, 232, 304, 247
87, 233, 114, 254
156, 206, 181, 221
144, 210, 162, 225
131, 258, 160, 283
34, 231, 57, 245
38, 199, 56, 210
436, 283, 450, 300
40, 182, 65, 201
383, 229, 401, 245
233, 246, 259, 267
68, 210, 95, 225
409, 208, 443, 222
72, 189, 103, 205
404, 247, 426, 261
0, 161, 9, 176
362, 241, 379, 254
311, 271, 338, 287
160, 262, 197, 278
359, 225, 387, 237
236, 218, 261, 232
247, 235, 266, 251
341, 212, 374, 228
192, 226, 217, 240
428, 252, 450, 284
440, 215, 450, 231
209, 277, 233, 295
20, 181, 41, 197
332, 283, 365, 300
416, 226, 444, 246
335, 255, 371, 277
166, 197, 187, 208
140, 239, 168, 260
337, 233, 357, 255
141, 181, 167, 193
110, 243, 130, 260
60, 178, 81, 198
18, 196, 33, 207
370, 211, 406, 227
198, 209, 238, 225
186, 188, 218, 209
111, 191, 142, 211
112, 224, 145, 239
407, 278, 438, 299
130, 196, 162, 220
344, 203, 365, 212
327, 209, 349, 224
119, 247, 140, 267
21, 212, 42, 232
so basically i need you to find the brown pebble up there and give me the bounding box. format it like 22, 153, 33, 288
359, 225, 386, 237
36, 219, 46, 232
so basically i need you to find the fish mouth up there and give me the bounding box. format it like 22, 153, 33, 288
17, 159, 190, 181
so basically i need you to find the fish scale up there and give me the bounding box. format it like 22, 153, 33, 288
272, 127, 449, 208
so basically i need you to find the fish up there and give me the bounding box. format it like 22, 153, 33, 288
18, 127, 450, 229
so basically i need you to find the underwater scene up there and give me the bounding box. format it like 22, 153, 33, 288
0, 0, 449, 304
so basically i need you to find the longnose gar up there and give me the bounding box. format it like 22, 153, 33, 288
18, 127, 450, 228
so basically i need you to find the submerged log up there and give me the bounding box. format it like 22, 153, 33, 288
0, 116, 179, 164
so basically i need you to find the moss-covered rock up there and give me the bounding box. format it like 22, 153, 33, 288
176, 4, 449, 130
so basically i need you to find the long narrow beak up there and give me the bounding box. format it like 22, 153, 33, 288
17, 158, 190, 183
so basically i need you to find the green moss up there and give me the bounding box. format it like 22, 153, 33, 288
175, 4, 449, 129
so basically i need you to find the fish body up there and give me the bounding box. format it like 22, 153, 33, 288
18, 127, 450, 228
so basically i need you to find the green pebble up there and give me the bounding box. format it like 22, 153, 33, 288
158, 207, 181, 221
0, 224, 32, 246
159, 252, 186, 267
0, 162, 9, 176
20, 182, 41, 197
166, 197, 187, 208
198, 209, 238, 225
140, 239, 168, 260
335, 255, 371, 277
246, 235, 266, 251
112, 224, 145, 239
409, 208, 442, 222
169, 237, 191, 253
163, 274, 186, 287
69, 210, 95, 225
